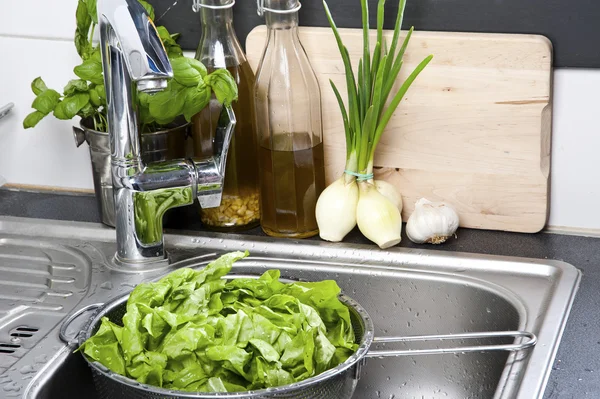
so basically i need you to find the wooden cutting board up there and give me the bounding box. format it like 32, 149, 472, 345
246, 26, 553, 233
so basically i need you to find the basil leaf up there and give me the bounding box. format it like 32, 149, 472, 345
182, 85, 211, 122
167, 46, 184, 59
86, 0, 98, 24
23, 111, 46, 129
138, 93, 154, 125
53, 93, 90, 120
75, 31, 91, 60
91, 48, 102, 63
138, 0, 155, 20
172, 58, 202, 87
74, 59, 104, 85
89, 87, 101, 107
75, 0, 92, 57
32, 89, 61, 114
148, 81, 186, 124
31, 77, 48, 95
156, 26, 183, 58
157, 26, 177, 47
95, 84, 106, 101
80, 102, 95, 118
76, 0, 91, 31
64, 79, 89, 96
205, 69, 238, 106
187, 58, 208, 78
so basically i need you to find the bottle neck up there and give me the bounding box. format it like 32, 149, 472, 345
197, 7, 245, 69
265, 11, 299, 31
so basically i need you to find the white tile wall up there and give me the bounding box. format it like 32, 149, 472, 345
548, 69, 600, 231
0, 0, 77, 40
0, 1, 598, 230
0, 36, 94, 190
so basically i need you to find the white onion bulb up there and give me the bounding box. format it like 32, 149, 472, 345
356, 182, 402, 249
316, 177, 359, 242
374, 180, 403, 213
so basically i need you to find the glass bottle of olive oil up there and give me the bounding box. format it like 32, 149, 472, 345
193, 0, 260, 231
254, 0, 325, 238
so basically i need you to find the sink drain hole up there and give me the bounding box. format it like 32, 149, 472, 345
10, 332, 33, 338
8, 326, 39, 339
15, 327, 39, 333
0, 343, 20, 354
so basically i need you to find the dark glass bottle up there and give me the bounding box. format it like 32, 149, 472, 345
193, 0, 260, 231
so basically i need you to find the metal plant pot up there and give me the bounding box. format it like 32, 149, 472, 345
73, 119, 192, 227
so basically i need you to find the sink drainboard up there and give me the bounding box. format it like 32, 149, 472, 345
0, 236, 92, 376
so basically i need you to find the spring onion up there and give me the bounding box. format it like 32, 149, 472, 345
316, 0, 433, 248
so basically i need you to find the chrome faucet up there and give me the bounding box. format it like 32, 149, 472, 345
98, 0, 235, 269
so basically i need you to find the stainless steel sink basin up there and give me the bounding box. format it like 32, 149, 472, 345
0, 217, 580, 399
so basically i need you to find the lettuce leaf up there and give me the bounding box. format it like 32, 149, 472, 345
80, 250, 359, 392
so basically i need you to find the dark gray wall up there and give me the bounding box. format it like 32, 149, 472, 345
150, 0, 600, 68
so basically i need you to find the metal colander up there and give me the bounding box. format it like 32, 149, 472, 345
74, 293, 373, 399
61, 287, 536, 399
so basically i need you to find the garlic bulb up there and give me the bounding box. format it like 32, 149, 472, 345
356, 182, 402, 249
316, 176, 359, 242
406, 198, 459, 244
375, 180, 403, 213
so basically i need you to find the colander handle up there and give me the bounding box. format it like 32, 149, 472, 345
365, 330, 537, 358
59, 303, 104, 345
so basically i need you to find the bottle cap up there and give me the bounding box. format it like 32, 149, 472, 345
257, 0, 302, 17
193, 0, 235, 13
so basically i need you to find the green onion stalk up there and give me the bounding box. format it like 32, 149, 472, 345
315, 0, 433, 248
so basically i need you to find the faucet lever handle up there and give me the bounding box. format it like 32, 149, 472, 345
215, 105, 236, 176
193, 105, 236, 209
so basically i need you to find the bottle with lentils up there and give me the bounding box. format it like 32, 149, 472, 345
192, 0, 261, 231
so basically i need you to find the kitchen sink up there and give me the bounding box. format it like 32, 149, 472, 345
0, 216, 580, 399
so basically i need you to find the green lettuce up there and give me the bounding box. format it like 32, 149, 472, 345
79, 251, 358, 392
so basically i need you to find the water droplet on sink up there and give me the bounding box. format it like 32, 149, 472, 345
486, 307, 492, 313
2, 381, 21, 392
34, 355, 48, 364
100, 281, 113, 290
19, 365, 35, 374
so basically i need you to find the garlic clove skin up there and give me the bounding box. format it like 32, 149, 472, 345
356, 182, 402, 249
374, 180, 403, 214
406, 198, 459, 244
316, 176, 359, 242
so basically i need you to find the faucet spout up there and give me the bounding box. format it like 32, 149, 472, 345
98, 0, 172, 86
97, 0, 236, 270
